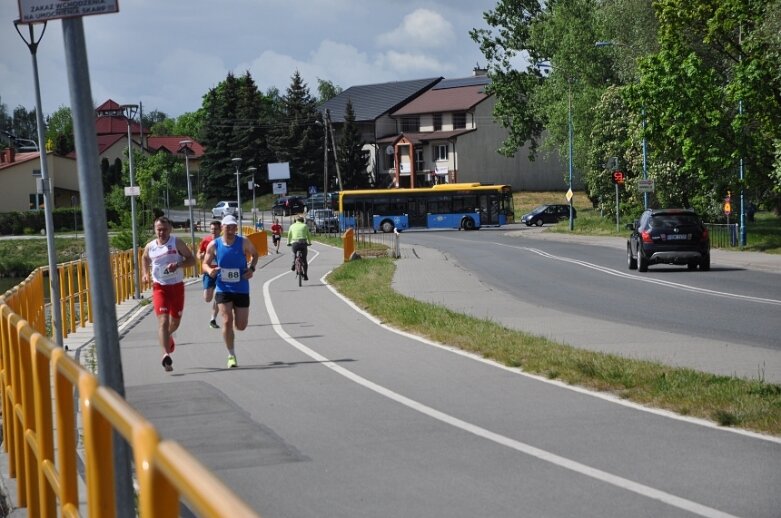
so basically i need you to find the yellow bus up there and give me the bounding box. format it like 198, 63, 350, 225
339, 183, 514, 232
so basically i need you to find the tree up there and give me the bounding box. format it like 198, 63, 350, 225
199, 72, 278, 199
317, 79, 343, 103
46, 106, 75, 155
337, 100, 371, 189
268, 71, 324, 191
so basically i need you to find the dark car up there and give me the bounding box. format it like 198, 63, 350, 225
626, 208, 710, 272
521, 204, 576, 226
272, 196, 305, 216
306, 209, 340, 233
304, 192, 339, 211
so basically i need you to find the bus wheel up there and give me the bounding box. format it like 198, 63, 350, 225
461, 217, 476, 230
380, 220, 395, 233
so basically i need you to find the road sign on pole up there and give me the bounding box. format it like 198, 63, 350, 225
18, 0, 119, 23
637, 179, 655, 193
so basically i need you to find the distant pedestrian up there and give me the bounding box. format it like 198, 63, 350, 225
142, 216, 195, 372
271, 218, 283, 253
201, 215, 259, 368
198, 220, 222, 329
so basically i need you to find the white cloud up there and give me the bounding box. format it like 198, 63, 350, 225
377, 9, 455, 49
1, 1, 495, 117
380, 50, 455, 76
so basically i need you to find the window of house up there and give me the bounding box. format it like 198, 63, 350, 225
401, 117, 420, 132
415, 148, 425, 172
433, 113, 442, 131
435, 144, 448, 161
453, 112, 467, 129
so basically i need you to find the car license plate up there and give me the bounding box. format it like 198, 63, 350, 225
666, 234, 688, 240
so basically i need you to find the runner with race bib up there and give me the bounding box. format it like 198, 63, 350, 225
201, 215, 259, 368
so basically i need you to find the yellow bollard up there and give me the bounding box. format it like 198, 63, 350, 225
343, 228, 355, 263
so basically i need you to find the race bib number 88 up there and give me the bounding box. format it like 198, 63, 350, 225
221, 268, 241, 282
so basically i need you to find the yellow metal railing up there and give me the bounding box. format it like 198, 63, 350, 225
0, 240, 267, 517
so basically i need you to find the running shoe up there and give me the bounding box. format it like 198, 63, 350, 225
169, 336, 175, 352
227, 355, 238, 368
162, 354, 173, 372
209, 319, 219, 329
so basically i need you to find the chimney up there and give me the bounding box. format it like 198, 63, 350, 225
473, 64, 488, 77
2, 147, 15, 163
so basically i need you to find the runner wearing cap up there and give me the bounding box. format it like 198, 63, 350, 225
142, 216, 196, 372
201, 214, 259, 368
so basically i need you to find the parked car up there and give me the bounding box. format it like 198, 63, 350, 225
306, 209, 340, 233
305, 192, 339, 211
521, 204, 576, 226
272, 196, 305, 216
626, 208, 710, 272
211, 201, 238, 218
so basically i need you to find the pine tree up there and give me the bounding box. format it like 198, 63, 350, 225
268, 71, 324, 192
336, 100, 371, 189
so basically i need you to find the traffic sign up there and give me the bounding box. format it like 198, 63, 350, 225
565, 188, 573, 202
18, 0, 119, 23
724, 201, 732, 216
183, 198, 196, 206
611, 171, 625, 185
124, 186, 140, 197
637, 179, 655, 193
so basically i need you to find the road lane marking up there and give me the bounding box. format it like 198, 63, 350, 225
262, 268, 743, 518
499, 244, 781, 306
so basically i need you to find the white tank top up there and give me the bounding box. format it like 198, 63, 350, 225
146, 236, 184, 285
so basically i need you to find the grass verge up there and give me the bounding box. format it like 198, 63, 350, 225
328, 257, 781, 436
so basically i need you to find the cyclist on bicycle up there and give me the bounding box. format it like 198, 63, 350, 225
287, 216, 312, 281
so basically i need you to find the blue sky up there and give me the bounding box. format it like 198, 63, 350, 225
2, 0, 500, 118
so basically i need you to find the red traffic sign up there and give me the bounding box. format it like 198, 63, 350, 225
611, 171, 625, 185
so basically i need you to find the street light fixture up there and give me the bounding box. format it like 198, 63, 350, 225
232, 157, 243, 235
179, 140, 196, 250
13, 19, 64, 349
595, 40, 649, 210
246, 166, 258, 228
121, 103, 141, 299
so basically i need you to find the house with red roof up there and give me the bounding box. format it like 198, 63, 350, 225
1, 99, 204, 214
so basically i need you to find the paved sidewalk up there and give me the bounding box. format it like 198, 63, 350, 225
392, 231, 781, 383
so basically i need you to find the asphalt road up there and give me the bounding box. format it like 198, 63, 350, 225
115, 240, 781, 518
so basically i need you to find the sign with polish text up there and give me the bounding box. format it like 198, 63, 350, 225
18, 0, 119, 23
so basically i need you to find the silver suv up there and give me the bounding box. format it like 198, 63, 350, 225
211, 201, 238, 218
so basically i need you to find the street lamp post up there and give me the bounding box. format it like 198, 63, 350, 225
538, 61, 575, 231
232, 157, 242, 235
121, 103, 141, 299
247, 166, 258, 228
13, 19, 64, 348
567, 77, 575, 231
179, 140, 196, 249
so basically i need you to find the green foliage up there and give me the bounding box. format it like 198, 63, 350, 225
316, 79, 343, 102
45, 106, 75, 155
200, 72, 276, 199
336, 100, 371, 189
267, 71, 325, 191
472, 0, 781, 217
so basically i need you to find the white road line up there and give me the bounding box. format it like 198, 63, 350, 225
493, 242, 781, 306
261, 257, 742, 518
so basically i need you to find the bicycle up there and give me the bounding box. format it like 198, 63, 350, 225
294, 249, 305, 286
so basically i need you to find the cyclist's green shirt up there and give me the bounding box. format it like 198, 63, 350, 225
287, 221, 312, 243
